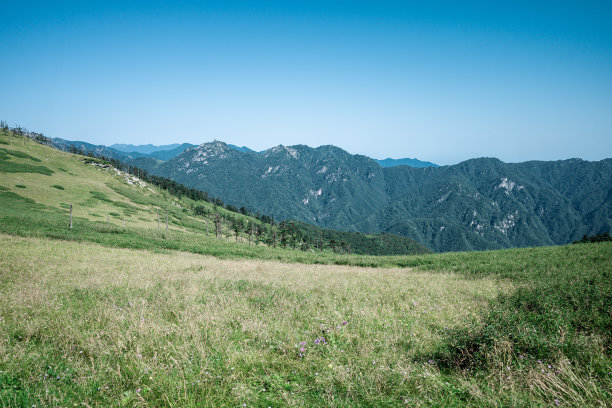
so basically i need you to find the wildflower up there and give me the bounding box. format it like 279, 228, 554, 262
299, 341, 307, 346
428, 360, 434, 364
300, 347, 306, 352
342, 321, 348, 326
136, 388, 141, 393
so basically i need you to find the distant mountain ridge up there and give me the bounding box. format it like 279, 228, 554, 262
53, 138, 438, 168
374, 157, 438, 168
110, 143, 185, 154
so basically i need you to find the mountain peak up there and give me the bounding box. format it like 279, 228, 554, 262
264, 144, 300, 159
181, 140, 233, 164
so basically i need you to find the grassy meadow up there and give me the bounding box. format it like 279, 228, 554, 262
1, 130, 611, 406
1, 236, 610, 407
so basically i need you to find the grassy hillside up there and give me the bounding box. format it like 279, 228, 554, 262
0, 130, 254, 234
1, 128, 610, 406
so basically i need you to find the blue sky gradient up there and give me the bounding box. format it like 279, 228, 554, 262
1, 0, 611, 164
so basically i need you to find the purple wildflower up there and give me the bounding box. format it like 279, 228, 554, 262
342, 321, 348, 326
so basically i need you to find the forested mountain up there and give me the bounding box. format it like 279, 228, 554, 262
133, 141, 611, 252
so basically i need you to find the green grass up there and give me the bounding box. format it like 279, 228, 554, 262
0, 129, 610, 407
0, 236, 609, 407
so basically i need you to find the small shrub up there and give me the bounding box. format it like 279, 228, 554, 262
90, 190, 112, 202
52, 184, 65, 190
15, 184, 26, 189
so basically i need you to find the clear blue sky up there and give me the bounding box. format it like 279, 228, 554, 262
1, 0, 611, 165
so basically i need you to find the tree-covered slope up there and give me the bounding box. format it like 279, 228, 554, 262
141, 142, 611, 252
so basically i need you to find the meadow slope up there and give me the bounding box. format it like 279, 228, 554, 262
1, 236, 610, 407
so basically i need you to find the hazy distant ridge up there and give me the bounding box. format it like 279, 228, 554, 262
110, 143, 184, 154
374, 157, 438, 168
